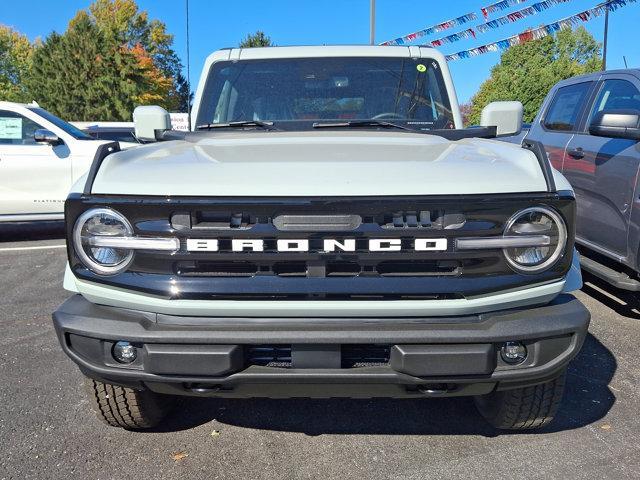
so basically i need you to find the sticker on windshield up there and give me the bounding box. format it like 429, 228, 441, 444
0, 117, 22, 139
416, 64, 427, 73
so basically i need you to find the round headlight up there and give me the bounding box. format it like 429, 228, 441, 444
503, 207, 567, 273
73, 208, 134, 275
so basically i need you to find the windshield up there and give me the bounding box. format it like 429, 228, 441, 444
196, 57, 455, 131
28, 107, 94, 140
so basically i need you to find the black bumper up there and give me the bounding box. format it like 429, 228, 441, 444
53, 294, 590, 399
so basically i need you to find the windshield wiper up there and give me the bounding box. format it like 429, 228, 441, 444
196, 120, 277, 130
312, 120, 414, 131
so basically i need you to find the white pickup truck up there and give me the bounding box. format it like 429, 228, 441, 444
0, 101, 123, 222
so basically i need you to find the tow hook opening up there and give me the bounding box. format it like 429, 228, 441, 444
415, 384, 457, 395
185, 383, 223, 394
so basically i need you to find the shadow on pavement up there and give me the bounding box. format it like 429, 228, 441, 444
151, 333, 615, 436
0, 221, 65, 242
581, 272, 640, 320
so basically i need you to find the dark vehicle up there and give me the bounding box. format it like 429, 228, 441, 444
525, 69, 640, 291
81, 124, 140, 145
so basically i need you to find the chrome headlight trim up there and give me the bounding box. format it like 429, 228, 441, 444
73, 207, 135, 276
502, 206, 567, 273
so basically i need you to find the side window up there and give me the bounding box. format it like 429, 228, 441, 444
588, 79, 640, 124
0, 110, 44, 146
543, 82, 592, 132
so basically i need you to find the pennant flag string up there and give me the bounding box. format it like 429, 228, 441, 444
446, 0, 637, 62
477, 0, 573, 33
380, 12, 477, 46
481, 0, 529, 19
430, 28, 477, 47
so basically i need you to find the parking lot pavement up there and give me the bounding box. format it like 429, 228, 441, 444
1, 232, 639, 480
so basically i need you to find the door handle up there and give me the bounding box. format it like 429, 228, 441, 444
567, 147, 585, 159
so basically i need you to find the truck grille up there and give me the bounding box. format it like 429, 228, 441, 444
65, 193, 575, 300
245, 344, 391, 368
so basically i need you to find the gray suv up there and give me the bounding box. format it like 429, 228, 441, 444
525, 69, 640, 291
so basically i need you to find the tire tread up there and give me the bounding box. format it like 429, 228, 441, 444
475, 372, 566, 430
85, 378, 172, 429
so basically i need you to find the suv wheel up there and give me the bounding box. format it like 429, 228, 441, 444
85, 378, 174, 429
474, 370, 566, 430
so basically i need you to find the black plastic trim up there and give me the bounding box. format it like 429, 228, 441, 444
53, 294, 590, 396
521, 139, 556, 192
82, 141, 121, 195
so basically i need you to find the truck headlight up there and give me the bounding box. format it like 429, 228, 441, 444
73, 208, 134, 275
503, 207, 567, 273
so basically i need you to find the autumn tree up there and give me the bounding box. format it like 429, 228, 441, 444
469, 27, 602, 124
239, 31, 273, 48
0, 26, 33, 102
25, 0, 189, 120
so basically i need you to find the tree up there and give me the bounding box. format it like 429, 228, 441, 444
89, 0, 190, 111
239, 31, 273, 48
459, 102, 472, 127
0, 26, 33, 102
26, 11, 155, 120
469, 27, 602, 124
25, 0, 189, 120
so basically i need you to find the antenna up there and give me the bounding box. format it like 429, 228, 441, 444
623, 56, 628, 68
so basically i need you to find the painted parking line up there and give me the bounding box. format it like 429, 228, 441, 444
0, 244, 66, 252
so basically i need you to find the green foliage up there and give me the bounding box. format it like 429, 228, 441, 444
25, 11, 153, 121
239, 31, 273, 48
468, 27, 602, 124
0, 26, 33, 102
16, 0, 189, 121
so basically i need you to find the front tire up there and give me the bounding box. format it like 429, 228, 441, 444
84, 378, 174, 429
474, 371, 566, 430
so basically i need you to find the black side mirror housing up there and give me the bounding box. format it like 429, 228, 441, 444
589, 110, 640, 141
34, 128, 62, 146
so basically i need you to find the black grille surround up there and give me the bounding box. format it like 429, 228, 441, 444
64, 192, 576, 300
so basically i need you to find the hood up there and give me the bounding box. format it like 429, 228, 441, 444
90, 131, 547, 196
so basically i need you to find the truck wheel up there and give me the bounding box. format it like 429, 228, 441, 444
474, 371, 566, 430
85, 378, 174, 429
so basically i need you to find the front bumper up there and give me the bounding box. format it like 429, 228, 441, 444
53, 294, 590, 398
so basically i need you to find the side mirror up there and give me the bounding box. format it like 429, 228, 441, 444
34, 129, 62, 146
133, 105, 171, 142
589, 110, 640, 141
480, 101, 523, 136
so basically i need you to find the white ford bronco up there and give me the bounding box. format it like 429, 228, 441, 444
53, 46, 590, 431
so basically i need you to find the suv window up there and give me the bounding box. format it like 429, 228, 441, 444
588, 79, 640, 125
543, 82, 592, 132
0, 110, 44, 145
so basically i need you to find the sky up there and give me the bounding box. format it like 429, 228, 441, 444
1, 0, 639, 103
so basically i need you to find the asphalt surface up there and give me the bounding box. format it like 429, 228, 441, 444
1, 223, 639, 479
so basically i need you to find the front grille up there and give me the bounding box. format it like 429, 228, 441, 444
66, 192, 575, 300
176, 259, 461, 278
341, 345, 391, 368
245, 344, 391, 369
246, 345, 292, 368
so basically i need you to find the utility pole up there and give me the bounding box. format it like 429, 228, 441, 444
186, 0, 192, 130
603, 1, 609, 71
370, 0, 376, 45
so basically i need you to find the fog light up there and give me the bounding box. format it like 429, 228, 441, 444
501, 341, 527, 364
113, 341, 137, 364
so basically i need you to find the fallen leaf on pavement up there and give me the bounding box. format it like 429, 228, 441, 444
600, 424, 612, 430
171, 451, 189, 461
211, 430, 221, 437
